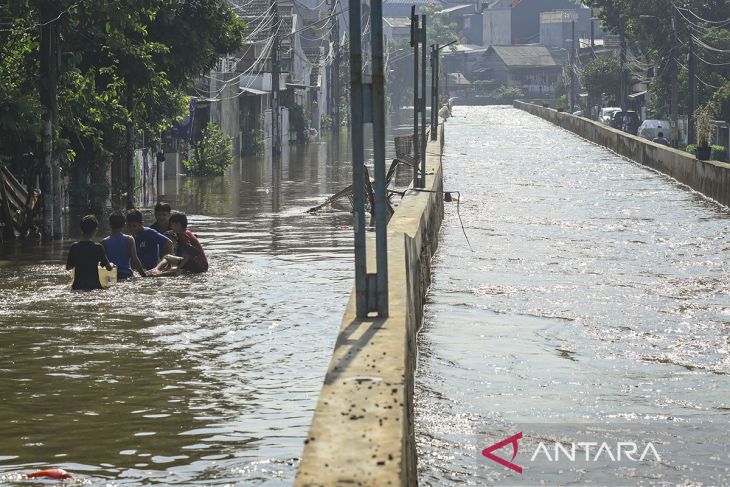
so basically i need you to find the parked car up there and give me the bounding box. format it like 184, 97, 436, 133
611, 110, 640, 135
599, 107, 621, 125
572, 110, 583, 117
637, 119, 672, 141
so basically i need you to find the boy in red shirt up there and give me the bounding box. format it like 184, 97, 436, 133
169, 212, 208, 273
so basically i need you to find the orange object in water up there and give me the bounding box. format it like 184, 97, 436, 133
26, 468, 73, 479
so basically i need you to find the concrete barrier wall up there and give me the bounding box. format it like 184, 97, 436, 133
295, 127, 445, 486
515, 101, 730, 207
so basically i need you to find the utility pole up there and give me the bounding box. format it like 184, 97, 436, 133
39, 0, 62, 238
670, 14, 679, 147
420, 14, 427, 182
619, 19, 627, 111
348, 0, 388, 317
430, 44, 438, 140
411, 7, 420, 187
126, 90, 136, 208
330, 0, 340, 132
271, 0, 281, 156
570, 20, 576, 112
590, 8, 596, 57
688, 32, 697, 145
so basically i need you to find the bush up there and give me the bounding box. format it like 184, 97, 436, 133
491, 85, 524, 104
320, 115, 333, 130
711, 145, 728, 161
183, 123, 233, 176
684, 144, 697, 155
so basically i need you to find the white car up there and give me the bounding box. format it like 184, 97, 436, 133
637, 120, 672, 141
599, 107, 622, 125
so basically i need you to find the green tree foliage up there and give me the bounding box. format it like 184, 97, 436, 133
420, 5, 459, 47
581, 55, 621, 103
585, 0, 730, 117
184, 123, 234, 176
0, 0, 245, 210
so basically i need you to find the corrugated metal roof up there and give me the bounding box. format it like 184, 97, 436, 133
384, 17, 411, 28
487, 45, 558, 67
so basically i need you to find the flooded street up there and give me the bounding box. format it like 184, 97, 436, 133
0, 135, 365, 485
416, 106, 730, 485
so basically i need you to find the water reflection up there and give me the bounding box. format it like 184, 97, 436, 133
416, 106, 730, 485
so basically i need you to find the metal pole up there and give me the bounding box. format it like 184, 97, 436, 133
411, 8, 421, 188
371, 0, 388, 316
420, 17, 427, 186
348, 0, 367, 317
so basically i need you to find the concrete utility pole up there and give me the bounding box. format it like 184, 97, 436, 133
671, 14, 679, 147
590, 8, 596, 57
688, 32, 697, 145
619, 20, 627, 110
420, 14, 427, 181
431, 44, 438, 140
411, 7, 420, 186
348, 0, 388, 317
330, 0, 340, 131
39, 0, 62, 238
271, 0, 281, 155
570, 20, 576, 112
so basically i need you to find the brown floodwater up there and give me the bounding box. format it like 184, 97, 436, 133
0, 131, 407, 485
417, 106, 730, 485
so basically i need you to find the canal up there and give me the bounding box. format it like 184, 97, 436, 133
0, 134, 377, 485
416, 106, 730, 485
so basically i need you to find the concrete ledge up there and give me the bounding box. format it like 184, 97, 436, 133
515, 101, 730, 207
295, 127, 445, 486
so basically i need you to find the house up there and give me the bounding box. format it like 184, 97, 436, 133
483, 0, 601, 47
477, 45, 561, 97
384, 17, 411, 44
383, 0, 443, 18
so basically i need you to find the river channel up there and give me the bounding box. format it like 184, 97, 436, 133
0, 132, 399, 485
416, 106, 730, 485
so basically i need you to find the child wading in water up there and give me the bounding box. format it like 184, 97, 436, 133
102, 213, 147, 279
170, 212, 208, 273
66, 215, 114, 290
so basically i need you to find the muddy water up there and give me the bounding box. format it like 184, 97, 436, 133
416, 106, 730, 485
0, 134, 381, 485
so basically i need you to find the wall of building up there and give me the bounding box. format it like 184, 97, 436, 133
483, 7, 511, 46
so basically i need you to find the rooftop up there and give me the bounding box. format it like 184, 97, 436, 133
486, 45, 558, 67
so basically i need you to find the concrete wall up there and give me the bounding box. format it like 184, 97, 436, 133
295, 127, 445, 486
515, 101, 730, 208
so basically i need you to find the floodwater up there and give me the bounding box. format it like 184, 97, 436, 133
0, 133, 398, 485
416, 106, 730, 485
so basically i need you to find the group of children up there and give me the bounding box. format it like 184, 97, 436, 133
65, 203, 208, 290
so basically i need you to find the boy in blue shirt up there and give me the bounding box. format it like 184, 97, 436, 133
126, 209, 174, 270
102, 213, 147, 279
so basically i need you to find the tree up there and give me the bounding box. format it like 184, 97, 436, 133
581, 55, 621, 104
420, 5, 459, 48
0, 0, 245, 225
